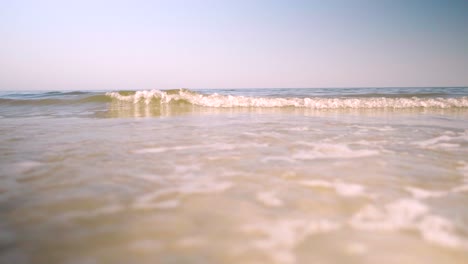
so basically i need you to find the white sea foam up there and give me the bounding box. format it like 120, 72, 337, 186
413, 135, 458, 149
13, 161, 42, 174
256, 191, 283, 207
243, 196, 467, 264
133, 180, 233, 210
284, 126, 309, 131
106, 89, 468, 109
177, 181, 233, 194
261, 156, 296, 163
133, 147, 169, 154
406, 175, 468, 197
350, 125, 395, 132
351, 199, 429, 231
300, 179, 366, 197
51, 204, 124, 222
414, 131, 468, 149
133, 189, 176, 210
350, 199, 468, 249
242, 219, 340, 264
134, 196, 179, 210
292, 143, 378, 160
419, 215, 465, 248
133, 144, 234, 154
405, 187, 448, 199
352, 139, 389, 147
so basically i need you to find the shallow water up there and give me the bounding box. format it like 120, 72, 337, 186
1, 88, 468, 264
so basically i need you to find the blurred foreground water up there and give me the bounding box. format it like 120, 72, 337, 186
1, 88, 468, 264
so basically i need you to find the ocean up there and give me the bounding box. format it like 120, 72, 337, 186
1, 87, 468, 263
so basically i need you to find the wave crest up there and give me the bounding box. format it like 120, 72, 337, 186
106, 89, 468, 109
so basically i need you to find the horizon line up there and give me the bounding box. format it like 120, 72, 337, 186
1, 86, 467, 92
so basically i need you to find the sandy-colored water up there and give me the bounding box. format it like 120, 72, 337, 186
1, 88, 468, 263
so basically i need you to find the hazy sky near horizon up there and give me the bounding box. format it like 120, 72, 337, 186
1, 0, 467, 90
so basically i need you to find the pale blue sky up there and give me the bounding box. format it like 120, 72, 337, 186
1, 0, 467, 90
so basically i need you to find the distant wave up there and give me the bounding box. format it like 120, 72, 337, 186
0, 94, 111, 106
106, 89, 468, 109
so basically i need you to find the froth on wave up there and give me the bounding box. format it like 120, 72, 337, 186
106, 89, 468, 109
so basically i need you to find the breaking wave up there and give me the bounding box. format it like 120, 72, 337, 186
1, 89, 467, 109
106, 89, 468, 109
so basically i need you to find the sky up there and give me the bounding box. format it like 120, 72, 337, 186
0, 0, 467, 90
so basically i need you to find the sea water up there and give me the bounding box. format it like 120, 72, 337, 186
0, 87, 468, 263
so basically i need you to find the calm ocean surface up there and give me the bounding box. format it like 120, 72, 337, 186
1, 87, 468, 264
